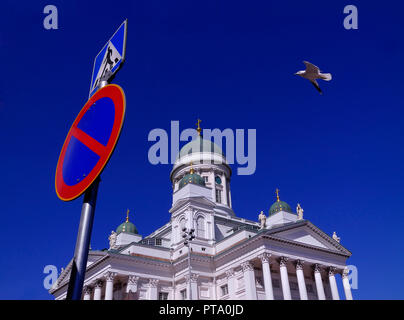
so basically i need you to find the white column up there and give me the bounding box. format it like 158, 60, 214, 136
314, 264, 326, 300
328, 267, 340, 300
259, 253, 274, 300
190, 274, 198, 300
342, 268, 353, 300
241, 261, 257, 300
148, 279, 159, 300
226, 269, 236, 299
296, 260, 308, 300
211, 172, 216, 202
221, 173, 228, 206
83, 286, 92, 300
93, 280, 103, 300
279, 257, 291, 300
104, 272, 117, 300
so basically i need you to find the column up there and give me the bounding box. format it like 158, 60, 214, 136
93, 280, 103, 300
241, 261, 257, 300
83, 286, 92, 300
328, 267, 340, 300
190, 274, 199, 300
226, 269, 236, 299
342, 268, 353, 300
259, 253, 274, 300
296, 260, 308, 300
279, 257, 291, 300
313, 264, 326, 300
221, 173, 228, 206
148, 279, 159, 300
104, 272, 117, 300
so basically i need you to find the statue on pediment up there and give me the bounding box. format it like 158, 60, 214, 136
109, 231, 117, 249
332, 231, 341, 243
297, 203, 304, 220
258, 211, 267, 229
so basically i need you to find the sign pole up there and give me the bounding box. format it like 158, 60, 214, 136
66, 78, 110, 300
66, 177, 100, 300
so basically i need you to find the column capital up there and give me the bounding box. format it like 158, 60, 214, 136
258, 253, 271, 263
295, 259, 305, 270
313, 263, 322, 273
128, 275, 140, 285
241, 261, 254, 272
279, 256, 289, 267
342, 267, 350, 279
225, 268, 235, 279
328, 266, 337, 276
104, 272, 117, 281
83, 286, 93, 295
185, 274, 199, 283
93, 279, 103, 288
148, 279, 160, 287
191, 274, 199, 283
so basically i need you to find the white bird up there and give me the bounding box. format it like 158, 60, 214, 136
295, 61, 332, 94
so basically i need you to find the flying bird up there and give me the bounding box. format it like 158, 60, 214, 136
295, 61, 332, 94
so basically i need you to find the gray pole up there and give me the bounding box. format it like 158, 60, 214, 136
66, 177, 100, 300
66, 77, 110, 300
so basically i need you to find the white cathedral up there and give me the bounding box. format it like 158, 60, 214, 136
50, 125, 353, 300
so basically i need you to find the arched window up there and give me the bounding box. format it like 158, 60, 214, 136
196, 216, 205, 238
179, 218, 186, 242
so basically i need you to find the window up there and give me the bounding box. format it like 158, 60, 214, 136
215, 189, 222, 203
215, 176, 222, 185
155, 238, 162, 246
196, 217, 205, 238
221, 284, 229, 296
180, 289, 187, 300
179, 218, 186, 242
203, 176, 208, 183
159, 292, 168, 300
180, 218, 186, 230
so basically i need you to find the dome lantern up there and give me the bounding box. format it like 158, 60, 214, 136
116, 209, 138, 234
269, 188, 293, 216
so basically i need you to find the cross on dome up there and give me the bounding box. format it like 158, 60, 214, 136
196, 119, 202, 136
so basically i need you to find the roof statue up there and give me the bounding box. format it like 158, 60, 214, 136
108, 231, 117, 249
297, 203, 304, 220
332, 231, 341, 243
258, 211, 267, 229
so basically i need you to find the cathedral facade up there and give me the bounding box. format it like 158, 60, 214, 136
50, 132, 353, 300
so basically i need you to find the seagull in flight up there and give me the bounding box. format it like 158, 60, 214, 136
295, 61, 332, 94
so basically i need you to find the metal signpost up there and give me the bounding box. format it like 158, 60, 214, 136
55, 20, 127, 300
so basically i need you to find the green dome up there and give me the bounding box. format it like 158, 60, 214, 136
179, 171, 206, 189
116, 221, 138, 234
269, 200, 293, 216
177, 136, 224, 160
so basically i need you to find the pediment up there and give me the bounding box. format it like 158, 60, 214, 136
265, 221, 351, 256
169, 196, 216, 213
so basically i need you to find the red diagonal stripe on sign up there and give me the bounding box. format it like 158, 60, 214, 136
71, 126, 106, 157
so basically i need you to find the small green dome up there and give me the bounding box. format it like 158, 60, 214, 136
179, 170, 206, 189
116, 221, 138, 234
269, 200, 293, 216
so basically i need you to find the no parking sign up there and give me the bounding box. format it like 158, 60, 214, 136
55, 84, 126, 201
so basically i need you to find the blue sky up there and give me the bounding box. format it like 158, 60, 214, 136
0, 0, 403, 299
